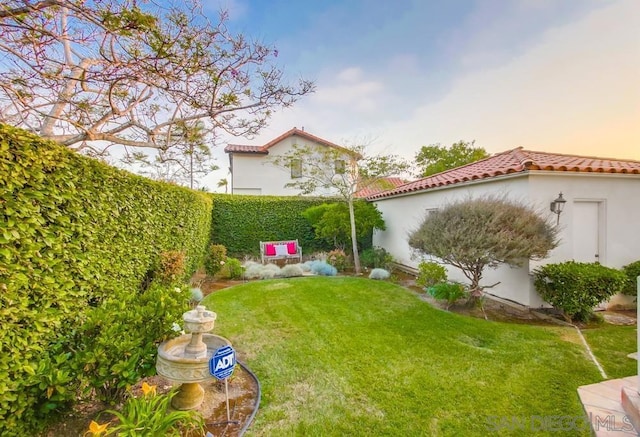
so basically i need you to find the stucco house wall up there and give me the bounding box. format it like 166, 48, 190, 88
226, 128, 347, 196
371, 149, 640, 308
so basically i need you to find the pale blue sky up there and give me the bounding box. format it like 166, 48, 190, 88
203, 0, 639, 189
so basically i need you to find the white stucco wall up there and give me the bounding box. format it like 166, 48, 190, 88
372, 172, 640, 308
230, 135, 342, 196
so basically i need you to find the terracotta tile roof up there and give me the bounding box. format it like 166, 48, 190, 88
224, 144, 268, 154
355, 177, 407, 198
224, 127, 351, 155
368, 147, 640, 200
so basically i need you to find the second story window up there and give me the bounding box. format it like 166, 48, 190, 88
291, 158, 302, 178
334, 159, 346, 174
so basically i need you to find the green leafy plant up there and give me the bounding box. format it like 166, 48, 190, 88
416, 261, 447, 289
100, 383, 204, 436
204, 244, 227, 276
219, 257, 244, 279
533, 261, 627, 322
77, 282, 189, 402
427, 282, 467, 308
327, 249, 349, 272
360, 246, 394, 270
621, 260, 640, 296
0, 124, 211, 435
158, 250, 187, 284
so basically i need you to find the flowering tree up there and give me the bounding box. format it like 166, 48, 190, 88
0, 0, 313, 180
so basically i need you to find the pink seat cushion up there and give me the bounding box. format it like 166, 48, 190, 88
265, 244, 276, 256
287, 242, 297, 255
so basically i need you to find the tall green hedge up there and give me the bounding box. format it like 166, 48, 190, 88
209, 194, 340, 257
0, 124, 211, 435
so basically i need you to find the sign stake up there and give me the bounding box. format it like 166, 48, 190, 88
225, 378, 230, 422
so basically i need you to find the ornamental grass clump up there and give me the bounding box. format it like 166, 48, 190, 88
307, 260, 337, 276
369, 268, 391, 280
260, 263, 282, 279
280, 264, 304, 278
243, 261, 263, 279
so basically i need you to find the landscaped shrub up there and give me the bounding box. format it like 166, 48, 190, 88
427, 282, 468, 308
157, 250, 187, 284
0, 124, 211, 435
280, 264, 304, 278
327, 249, 349, 272
533, 261, 627, 322
621, 260, 640, 296
416, 261, 447, 289
307, 260, 338, 276
219, 257, 244, 280
369, 268, 391, 280
204, 244, 227, 276
360, 246, 394, 270
76, 281, 190, 402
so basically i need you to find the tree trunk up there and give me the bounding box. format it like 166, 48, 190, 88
348, 198, 361, 274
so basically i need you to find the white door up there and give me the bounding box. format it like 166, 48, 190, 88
572, 201, 602, 263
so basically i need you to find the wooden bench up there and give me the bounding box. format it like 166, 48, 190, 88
260, 240, 302, 264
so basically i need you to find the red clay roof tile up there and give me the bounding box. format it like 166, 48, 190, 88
368, 147, 640, 200
224, 127, 351, 155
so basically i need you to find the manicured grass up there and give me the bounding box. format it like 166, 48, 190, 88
582, 324, 637, 379
202, 277, 602, 436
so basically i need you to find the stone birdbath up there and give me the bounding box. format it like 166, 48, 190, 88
156, 305, 231, 410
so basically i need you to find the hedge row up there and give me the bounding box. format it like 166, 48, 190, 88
209, 194, 338, 257
0, 124, 211, 435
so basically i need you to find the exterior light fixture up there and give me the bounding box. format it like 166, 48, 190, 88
550, 192, 566, 225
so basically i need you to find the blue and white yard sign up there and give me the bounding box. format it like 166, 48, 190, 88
209, 345, 236, 380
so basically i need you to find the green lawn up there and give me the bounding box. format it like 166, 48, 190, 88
582, 324, 637, 379
201, 277, 605, 436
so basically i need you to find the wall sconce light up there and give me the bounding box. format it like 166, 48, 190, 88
550, 192, 566, 225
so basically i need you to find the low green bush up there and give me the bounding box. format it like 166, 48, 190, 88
204, 244, 227, 276
219, 257, 244, 280
427, 282, 467, 308
621, 260, 640, 296
360, 246, 394, 270
533, 261, 627, 322
416, 261, 447, 289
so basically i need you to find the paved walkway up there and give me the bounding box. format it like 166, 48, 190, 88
578, 376, 638, 436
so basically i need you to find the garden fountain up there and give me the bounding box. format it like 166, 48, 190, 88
156, 305, 231, 410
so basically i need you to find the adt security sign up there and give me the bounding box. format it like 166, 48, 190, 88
210, 345, 236, 380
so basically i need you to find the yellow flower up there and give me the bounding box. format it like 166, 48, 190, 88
85, 420, 108, 436
141, 381, 157, 396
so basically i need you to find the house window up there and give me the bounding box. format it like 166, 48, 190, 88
290, 159, 302, 179
334, 159, 346, 174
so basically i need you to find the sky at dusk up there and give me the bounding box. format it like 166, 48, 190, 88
203, 0, 639, 190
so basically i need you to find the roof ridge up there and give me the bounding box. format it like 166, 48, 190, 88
518, 148, 640, 164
